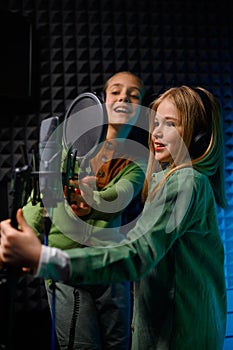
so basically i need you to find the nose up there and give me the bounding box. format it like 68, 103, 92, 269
152, 125, 162, 139
118, 92, 129, 102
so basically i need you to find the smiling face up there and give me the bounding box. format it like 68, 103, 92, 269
105, 72, 143, 128
152, 97, 183, 164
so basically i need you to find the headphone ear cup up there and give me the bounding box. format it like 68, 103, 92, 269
189, 131, 209, 158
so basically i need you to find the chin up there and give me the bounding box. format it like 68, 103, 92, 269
113, 120, 130, 126
155, 156, 169, 163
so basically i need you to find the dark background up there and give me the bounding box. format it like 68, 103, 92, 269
0, 0, 232, 348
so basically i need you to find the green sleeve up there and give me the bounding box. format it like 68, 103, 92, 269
23, 199, 44, 237
88, 161, 146, 219
65, 168, 215, 285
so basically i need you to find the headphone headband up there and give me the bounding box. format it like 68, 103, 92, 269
192, 87, 212, 126
189, 87, 212, 158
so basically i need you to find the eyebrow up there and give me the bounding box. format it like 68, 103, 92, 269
155, 114, 177, 119
108, 83, 141, 91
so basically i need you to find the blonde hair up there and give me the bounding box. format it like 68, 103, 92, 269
142, 86, 227, 209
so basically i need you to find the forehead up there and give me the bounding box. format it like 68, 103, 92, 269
156, 98, 178, 117
107, 73, 141, 90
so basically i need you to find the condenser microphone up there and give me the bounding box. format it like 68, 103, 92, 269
39, 115, 63, 208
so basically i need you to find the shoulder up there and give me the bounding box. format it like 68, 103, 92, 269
153, 167, 212, 201
168, 167, 214, 202
169, 167, 209, 185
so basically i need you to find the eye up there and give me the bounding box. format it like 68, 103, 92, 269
130, 93, 140, 100
111, 90, 120, 95
167, 121, 175, 127
128, 88, 141, 101
154, 120, 159, 127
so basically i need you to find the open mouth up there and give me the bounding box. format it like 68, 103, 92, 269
154, 142, 166, 151
114, 105, 132, 114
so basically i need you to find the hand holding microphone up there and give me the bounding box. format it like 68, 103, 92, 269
64, 175, 97, 217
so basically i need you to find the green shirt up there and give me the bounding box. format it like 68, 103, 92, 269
63, 167, 226, 350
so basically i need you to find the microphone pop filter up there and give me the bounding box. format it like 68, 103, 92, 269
63, 92, 108, 159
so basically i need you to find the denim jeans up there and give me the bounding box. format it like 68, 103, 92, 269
46, 281, 131, 350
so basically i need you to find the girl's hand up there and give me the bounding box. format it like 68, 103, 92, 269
0, 209, 41, 272
65, 176, 97, 217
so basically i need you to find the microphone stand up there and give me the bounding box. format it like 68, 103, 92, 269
38, 116, 63, 350
5, 163, 32, 350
